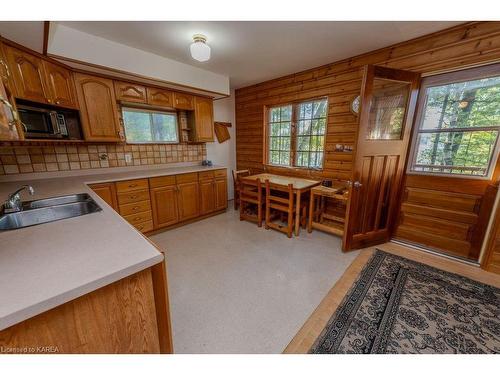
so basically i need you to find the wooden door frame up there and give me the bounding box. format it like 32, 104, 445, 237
343, 65, 420, 251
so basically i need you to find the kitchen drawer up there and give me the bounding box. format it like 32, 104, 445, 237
116, 178, 149, 193
150, 175, 176, 188
117, 189, 151, 205
119, 200, 152, 216
198, 171, 215, 180
214, 169, 227, 178
123, 210, 153, 225
133, 220, 154, 233
176, 172, 198, 184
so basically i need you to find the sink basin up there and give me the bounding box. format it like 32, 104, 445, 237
0, 194, 102, 230
23, 193, 92, 209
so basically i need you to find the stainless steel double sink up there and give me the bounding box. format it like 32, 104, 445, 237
0, 193, 102, 230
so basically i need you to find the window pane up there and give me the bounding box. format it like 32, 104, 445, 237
413, 130, 498, 176
280, 152, 290, 165
270, 123, 280, 136
280, 137, 290, 151
281, 105, 292, 121
297, 152, 309, 167
297, 136, 310, 151
151, 113, 178, 142
270, 150, 280, 164
270, 136, 280, 150
280, 122, 291, 136
366, 78, 410, 140
123, 108, 178, 143
270, 108, 281, 122
422, 76, 500, 130
298, 120, 311, 135
123, 110, 152, 142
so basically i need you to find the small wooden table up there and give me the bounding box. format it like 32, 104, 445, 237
242, 173, 321, 236
308, 185, 349, 236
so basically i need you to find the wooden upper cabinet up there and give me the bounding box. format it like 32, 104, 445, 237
74, 73, 122, 142
193, 96, 214, 142
4, 45, 48, 103
0, 78, 21, 141
173, 92, 194, 110
42, 61, 78, 108
147, 87, 174, 107
115, 81, 147, 104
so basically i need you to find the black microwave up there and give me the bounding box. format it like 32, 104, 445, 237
17, 103, 82, 140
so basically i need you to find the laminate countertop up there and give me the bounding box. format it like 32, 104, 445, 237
0, 163, 227, 330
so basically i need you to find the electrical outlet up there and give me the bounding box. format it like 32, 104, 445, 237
125, 153, 132, 163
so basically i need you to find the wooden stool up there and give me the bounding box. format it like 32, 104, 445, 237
308, 185, 348, 236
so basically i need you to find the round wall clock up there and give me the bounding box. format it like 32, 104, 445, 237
351, 95, 361, 115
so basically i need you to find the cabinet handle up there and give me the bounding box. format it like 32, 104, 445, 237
55, 100, 60, 105
134, 217, 141, 221
133, 206, 140, 211
47, 99, 52, 104
0, 59, 9, 79
129, 184, 137, 187
130, 195, 137, 199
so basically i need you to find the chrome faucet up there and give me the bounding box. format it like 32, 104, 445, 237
2, 185, 35, 214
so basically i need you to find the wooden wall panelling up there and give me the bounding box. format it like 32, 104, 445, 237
235, 22, 500, 181
235, 22, 500, 255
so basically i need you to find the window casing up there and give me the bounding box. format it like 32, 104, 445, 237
267, 98, 327, 169
408, 67, 500, 179
122, 107, 179, 144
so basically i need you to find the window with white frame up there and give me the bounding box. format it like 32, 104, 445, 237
267, 98, 327, 169
409, 70, 500, 178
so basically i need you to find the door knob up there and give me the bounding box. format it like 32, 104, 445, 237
353, 181, 362, 188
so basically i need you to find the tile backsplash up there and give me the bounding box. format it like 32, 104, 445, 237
0, 143, 207, 175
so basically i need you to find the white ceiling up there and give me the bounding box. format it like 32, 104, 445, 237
0, 21, 463, 89
58, 21, 463, 89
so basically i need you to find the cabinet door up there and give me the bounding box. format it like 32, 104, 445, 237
173, 92, 194, 110
4, 45, 49, 103
74, 73, 122, 142
115, 81, 147, 104
42, 60, 78, 108
194, 96, 214, 142
89, 183, 118, 211
177, 181, 199, 221
147, 88, 174, 107
215, 178, 228, 210
199, 179, 216, 215
151, 186, 179, 229
0, 78, 21, 141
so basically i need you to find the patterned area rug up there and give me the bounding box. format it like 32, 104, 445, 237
310, 250, 500, 354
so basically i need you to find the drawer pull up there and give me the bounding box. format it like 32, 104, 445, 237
134, 217, 141, 221
130, 195, 137, 199
133, 206, 140, 211
129, 184, 137, 187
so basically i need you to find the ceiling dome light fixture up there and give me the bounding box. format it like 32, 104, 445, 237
190, 34, 211, 62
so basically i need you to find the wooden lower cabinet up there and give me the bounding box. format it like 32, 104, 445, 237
0, 263, 173, 353
177, 181, 200, 221
88, 182, 118, 211
151, 185, 179, 228
200, 179, 217, 215
90, 170, 227, 234
215, 177, 228, 211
